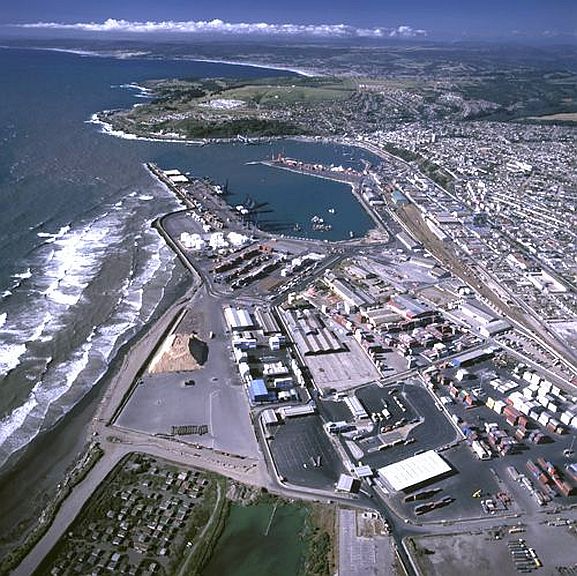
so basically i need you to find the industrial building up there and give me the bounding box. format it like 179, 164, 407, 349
254, 307, 282, 335
323, 273, 375, 312
392, 190, 409, 205
362, 306, 403, 329
278, 404, 316, 419
163, 169, 189, 184
248, 379, 273, 404
344, 396, 369, 421
377, 450, 452, 492
261, 409, 281, 427
449, 347, 497, 368
281, 308, 346, 356
223, 306, 254, 332
396, 231, 421, 251
336, 474, 360, 493
479, 319, 510, 337
388, 295, 435, 321
460, 300, 497, 325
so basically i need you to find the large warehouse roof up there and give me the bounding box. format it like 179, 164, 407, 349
377, 450, 451, 491
223, 306, 253, 331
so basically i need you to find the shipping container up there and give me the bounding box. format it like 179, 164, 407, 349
554, 478, 576, 497
518, 416, 529, 428
518, 403, 531, 416
551, 385, 561, 397
560, 411, 576, 426
566, 463, 577, 483
493, 400, 506, 414
529, 409, 543, 421
526, 460, 540, 479
507, 466, 520, 481
538, 412, 552, 427
515, 427, 527, 441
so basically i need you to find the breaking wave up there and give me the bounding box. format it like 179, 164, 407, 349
0, 190, 180, 466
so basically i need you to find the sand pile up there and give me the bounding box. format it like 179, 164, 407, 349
148, 334, 207, 374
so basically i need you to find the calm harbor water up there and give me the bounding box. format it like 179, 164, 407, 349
0, 46, 376, 475
203, 503, 309, 576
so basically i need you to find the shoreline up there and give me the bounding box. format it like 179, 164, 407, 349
180, 57, 318, 78
0, 45, 317, 78
0, 261, 191, 559
1, 94, 379, 566
88, 111, 340, 148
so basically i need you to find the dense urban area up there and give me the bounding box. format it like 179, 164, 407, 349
4, 39, 577, 576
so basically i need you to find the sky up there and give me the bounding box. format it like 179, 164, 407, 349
0, 0, 575, 41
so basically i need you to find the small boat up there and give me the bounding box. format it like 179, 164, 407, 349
328, 208, 336, 214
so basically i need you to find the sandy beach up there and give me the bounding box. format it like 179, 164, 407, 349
181, 57, 318, 77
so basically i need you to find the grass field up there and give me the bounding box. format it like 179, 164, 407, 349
210, 83, 353, 107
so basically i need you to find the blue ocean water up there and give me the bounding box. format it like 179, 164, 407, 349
0, 47, 376, 470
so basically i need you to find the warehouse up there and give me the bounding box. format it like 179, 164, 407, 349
362, 307, 403, 329
479, 319, 510, 337
449, 346, 497, 368
223, 306, 254, 332
255, 307, 281, 335
389, 295, 434, 321
164, 169, 189, 184
392, 190, 409, 205
336, 474, 360, 493
377, 450, 452, 492
261, 409, 281, 428
323, 274, 375, 311
344, 396, 369, 421
278, 404, 316, 419
292, 328, 345, 356
282, 308, 346, 356
460, 300, 497, 325
249, 379, 273, 404
396, 231, 421, 251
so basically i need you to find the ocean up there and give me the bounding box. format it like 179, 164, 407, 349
0, 46, 376, 509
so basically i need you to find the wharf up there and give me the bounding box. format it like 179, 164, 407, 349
257, 157, 363, 185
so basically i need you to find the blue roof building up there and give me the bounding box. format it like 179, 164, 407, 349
392, 190, 409, 205
249, 379, 273, 404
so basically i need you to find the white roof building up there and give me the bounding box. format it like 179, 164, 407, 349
336, 474, 359, 493
377, 450, 451, 491
278, 404, 316, 419
223, 307, 253, 331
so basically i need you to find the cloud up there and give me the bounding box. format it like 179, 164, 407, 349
17, 18, 427, 39
389, 25, 427, 38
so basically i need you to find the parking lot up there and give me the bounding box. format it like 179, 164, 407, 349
115, 296, 261, 459
411, 531, 530, 576
338, 509, 393, 576
269, 415, 345, 490
354, 382, 459, 470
